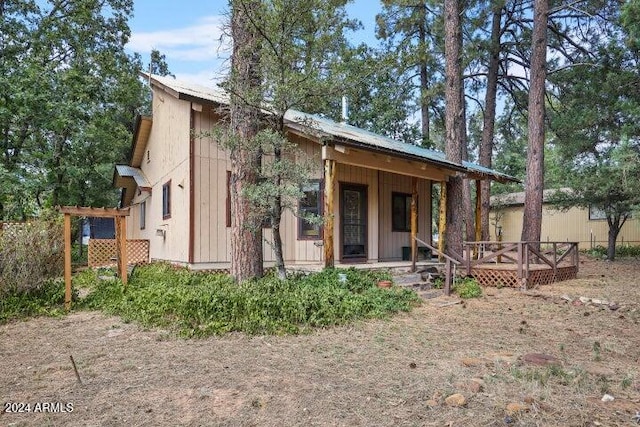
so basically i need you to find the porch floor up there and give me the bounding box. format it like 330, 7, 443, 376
290, 259, 444, 274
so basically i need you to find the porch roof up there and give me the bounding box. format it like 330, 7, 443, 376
143, 73, 518, 183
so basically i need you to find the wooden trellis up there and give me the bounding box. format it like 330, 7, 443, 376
88, 239, 149, 268
60, 206, 130, 310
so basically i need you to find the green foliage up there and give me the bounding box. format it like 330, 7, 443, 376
452, 277, 482, 299
584, 245, 640, 258
0, 0, 147, 219
80, 263, 418, 337
0, 214, 64, 294
0, 278, 71, 324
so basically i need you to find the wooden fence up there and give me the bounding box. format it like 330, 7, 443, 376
463, 241, 579, 288
88, 239, 149, 268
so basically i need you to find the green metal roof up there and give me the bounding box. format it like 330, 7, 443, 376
148, 74, 519, 183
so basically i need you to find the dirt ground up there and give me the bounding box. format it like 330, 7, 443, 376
1, 256, 639, 427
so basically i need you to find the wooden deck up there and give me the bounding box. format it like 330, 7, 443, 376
470, 263, 578, 288
464, 241, 579, 289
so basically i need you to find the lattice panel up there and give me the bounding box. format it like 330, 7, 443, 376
472, 265, 577, 288
88, 239, 149, 268
472, 269, 521, 288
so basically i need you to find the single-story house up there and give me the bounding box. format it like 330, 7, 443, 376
114, 74, 515, 269
490, 189, 640, 247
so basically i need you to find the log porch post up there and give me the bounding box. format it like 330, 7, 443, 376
323, 159, 336, 268
474, 179, 482, 258
438, 181, 447, 261
64, 213, 72, 310
410, 177, 418, 272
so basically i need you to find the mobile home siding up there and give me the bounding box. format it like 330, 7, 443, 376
494, 205, 640, 247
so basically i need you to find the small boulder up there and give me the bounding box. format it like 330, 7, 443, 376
425, 399, 439, 407
506, 402, 529, 416
461, 357, 488, 367
522, 353, 560, 366
445, 393, 467, 407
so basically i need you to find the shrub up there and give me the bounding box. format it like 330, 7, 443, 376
453, 277, 482, 299
584, 245, 640, 258
0, 278, 71, 323
80, 264, 419, 337
0, 214, 64, 294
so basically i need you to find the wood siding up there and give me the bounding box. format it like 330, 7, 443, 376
127, 90, 191, 263
378, 172, 432, 261
493, 205, 640, 247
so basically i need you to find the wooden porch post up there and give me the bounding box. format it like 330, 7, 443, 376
115, 216, 128, 285
474, 179, 482, 259
438, 181, 447, 261
64, 213, 72, 310
411, 177, 418, 272
323, 159, 336, 268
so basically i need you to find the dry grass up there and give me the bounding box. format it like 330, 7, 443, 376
1, 256, 639, 426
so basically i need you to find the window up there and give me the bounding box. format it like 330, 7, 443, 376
392, 192, 417, 232
299, 181, 322, 239
588, 205, 607, 220
140, 201, 146, 230
162, 181, 171, 219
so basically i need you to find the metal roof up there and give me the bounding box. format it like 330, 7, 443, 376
146, 74, 518, 182
114, 165, 151, 188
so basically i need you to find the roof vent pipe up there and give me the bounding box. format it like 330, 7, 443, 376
341, 96, 349, 124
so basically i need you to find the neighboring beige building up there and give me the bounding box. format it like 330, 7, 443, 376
114, 74, 514, 269
490, 190, 640, 247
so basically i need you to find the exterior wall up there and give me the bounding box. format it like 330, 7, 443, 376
191, 111, 324, 267
377, 172, 432, 261
492, 204, 640, 247
127, 90, 191, 263
126, 93, 441, 267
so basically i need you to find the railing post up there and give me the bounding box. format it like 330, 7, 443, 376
445, 258, 452, 296
517, 242, 523, 281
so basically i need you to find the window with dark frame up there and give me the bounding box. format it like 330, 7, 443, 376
298, 181, 322, 239
588, 205, 607, 220
392, 192, 416, 232
162, 181, 171, 219
140, 200, 146, 230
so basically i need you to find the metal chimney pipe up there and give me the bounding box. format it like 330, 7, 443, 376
341, 96, 349, 123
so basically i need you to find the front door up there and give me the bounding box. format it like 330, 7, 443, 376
341, 184, 367, 260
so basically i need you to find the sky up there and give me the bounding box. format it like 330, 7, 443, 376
126, 1, 380, 87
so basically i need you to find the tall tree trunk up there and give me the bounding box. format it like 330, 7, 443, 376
521, 0, 548, 243
606, 214, 628, 261
606, 223, 619, 261
480, 3, 502, 241
444, 0, 464, 260
461, 85, 474, 243
229, 0, 264, 282
272, 144, 286, 279
418, 0, 430, 147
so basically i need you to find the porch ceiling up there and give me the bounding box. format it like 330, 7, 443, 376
321, 145, 455, 182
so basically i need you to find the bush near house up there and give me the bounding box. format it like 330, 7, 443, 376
0, 279, 70, 324
79, 264, 420, 336
584, 245, 640, 258
0, 215, 64, 294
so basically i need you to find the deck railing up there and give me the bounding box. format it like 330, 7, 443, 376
463, 241, 579, 285
414, 236, 460, 295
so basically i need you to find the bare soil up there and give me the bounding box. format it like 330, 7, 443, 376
1, 256, 639, 427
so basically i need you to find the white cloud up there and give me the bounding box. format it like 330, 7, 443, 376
128, 15, 231, 63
